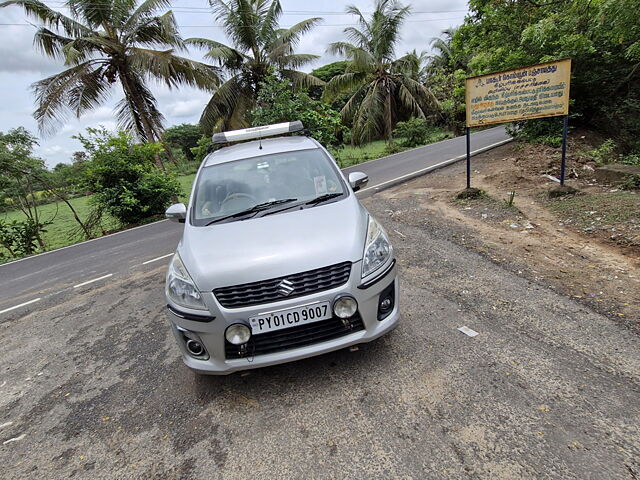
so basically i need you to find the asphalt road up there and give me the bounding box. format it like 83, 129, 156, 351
0, 126, 510, 315
1, 189, 638, 479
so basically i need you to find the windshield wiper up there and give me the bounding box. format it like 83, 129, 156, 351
205, 198, 297, 225
305, 193, 343, 206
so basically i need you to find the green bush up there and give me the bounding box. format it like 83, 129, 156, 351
506, 118, 565, 148
620, 174, 640, 190
589, 139, 617, 165
393, 118, 432, 147
78, 129, 182, 225
621, 153, 640, 166
251, 76, 347, 147
0, 218, 47, 258
383, 141, 405, 155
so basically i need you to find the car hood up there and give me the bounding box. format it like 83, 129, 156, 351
179, 197, 368, 291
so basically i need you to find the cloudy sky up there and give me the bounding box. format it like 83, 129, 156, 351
0, 0, 468, 166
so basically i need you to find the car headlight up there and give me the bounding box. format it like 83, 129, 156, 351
362, 215, 391, 278
165, 253, 207, 310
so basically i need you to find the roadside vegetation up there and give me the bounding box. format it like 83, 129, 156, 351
1, 0, 639, 262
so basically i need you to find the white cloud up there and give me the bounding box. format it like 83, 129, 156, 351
165, 98, 206, 118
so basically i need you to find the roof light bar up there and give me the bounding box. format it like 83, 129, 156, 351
212, 121, 304, 145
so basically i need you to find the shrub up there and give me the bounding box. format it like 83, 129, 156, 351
589, 139, 617, 165
620, 174, 640, 190
78, 129, 182, 225
383, 141, 405, 155
621, 153, 640, 166
251, 76, 347, 146
506, 118, 564, 147
393, 118, 431, 147
0, 218, 47, 258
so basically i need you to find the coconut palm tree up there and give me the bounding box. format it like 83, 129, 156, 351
186, 0, 324, 133
428, 27, 466, 72
1, 0, 219, 146
401, 49, 429, 83
323, 0, 436, 144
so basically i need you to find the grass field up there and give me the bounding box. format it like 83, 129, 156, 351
332, 129, 452, 167
333, 140, 391, 167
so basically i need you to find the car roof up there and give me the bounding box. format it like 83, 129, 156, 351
203, 135, 319, 167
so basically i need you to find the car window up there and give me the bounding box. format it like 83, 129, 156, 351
192, 147, 346, 225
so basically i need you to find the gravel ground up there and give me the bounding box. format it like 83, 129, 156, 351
1, 191, 639, 479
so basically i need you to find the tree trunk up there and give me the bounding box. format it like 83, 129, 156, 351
117, 67, 165, 170
24, 176, 46, 250
36, 174, 93, 240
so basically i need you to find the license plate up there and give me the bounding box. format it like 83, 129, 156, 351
249, 301, 332, 334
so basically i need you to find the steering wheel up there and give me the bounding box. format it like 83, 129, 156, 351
221, 192, 257, 210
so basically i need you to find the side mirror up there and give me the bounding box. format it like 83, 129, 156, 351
166, 203, 186, 223
348, 171, 369, 192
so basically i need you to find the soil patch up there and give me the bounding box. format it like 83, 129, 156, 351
378, 135, 640, 327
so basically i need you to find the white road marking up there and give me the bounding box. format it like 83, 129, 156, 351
0, 298, 41, 315
73, 273, 113, 289
142, 253, 174, 265
3, 434, 26, 445
357, 138, 513, 194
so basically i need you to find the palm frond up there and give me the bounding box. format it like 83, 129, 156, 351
186, 38, 246, 69
280, 69, 324, 89
339, 83, 369, 123
199, 74, 252, 133
67, 0, 113, 30
259, 0, 282, 42
127, 10, 183, 49
327, 41, 358, 57
124, 0, 171, 30
274, 53, 319, 70
343, 26, 369, 49
33, 27, 73, 59
399, 76, 438, 113
31, 60, 108, 136
1, 0, 91, 38
275, 17, 321, 48
210, 0, 260, 57
128, 48, 221, 91
352, 79, 386, 144
323, 72, 368, 101
62, 36, 118, 65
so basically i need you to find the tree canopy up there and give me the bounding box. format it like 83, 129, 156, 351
186, 0, 323, 133
452, 0, 640, 150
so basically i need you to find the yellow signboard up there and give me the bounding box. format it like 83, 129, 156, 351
465, 59, 571, 127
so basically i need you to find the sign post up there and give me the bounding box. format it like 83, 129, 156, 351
466, 127, 471, 189
560, 115, 569, 185
464, 59, 572, 190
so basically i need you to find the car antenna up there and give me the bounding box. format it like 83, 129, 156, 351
259, 131, 263, 150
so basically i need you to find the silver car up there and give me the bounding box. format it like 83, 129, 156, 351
164, 122, 399, 374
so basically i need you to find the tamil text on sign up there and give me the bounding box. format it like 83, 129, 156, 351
465, 59, 571, 127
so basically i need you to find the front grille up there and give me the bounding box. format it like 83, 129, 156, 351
214, 262, 352, 309
225, 314, 365, 359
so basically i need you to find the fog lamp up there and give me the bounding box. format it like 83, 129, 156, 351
225, 324, 251, 345
333, 295, 358, 319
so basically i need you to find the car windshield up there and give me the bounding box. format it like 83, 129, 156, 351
192, 147, 347, 225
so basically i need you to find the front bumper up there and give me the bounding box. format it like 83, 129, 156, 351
166, 260, 399, 375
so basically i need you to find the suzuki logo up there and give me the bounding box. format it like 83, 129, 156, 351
277, 279, 295, 296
